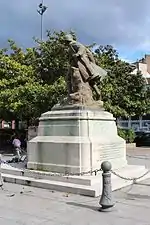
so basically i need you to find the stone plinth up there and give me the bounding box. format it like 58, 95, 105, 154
2, 163, 148, 197
27, 106, 127, 173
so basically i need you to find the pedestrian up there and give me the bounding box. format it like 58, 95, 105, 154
12, 135, 21, 161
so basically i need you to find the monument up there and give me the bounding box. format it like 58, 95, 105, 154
27, 34, 127, 174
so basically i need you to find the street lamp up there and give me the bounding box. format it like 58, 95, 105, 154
37, 0, 48, 41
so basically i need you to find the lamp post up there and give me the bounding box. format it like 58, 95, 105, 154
37, 0, 48, 41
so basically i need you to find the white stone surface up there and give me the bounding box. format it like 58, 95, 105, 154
27, 108, 127, 173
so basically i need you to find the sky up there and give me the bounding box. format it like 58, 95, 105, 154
1, 0, 150, 62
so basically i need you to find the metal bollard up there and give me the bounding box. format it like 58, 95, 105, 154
99, 161, 115, 211
0, 154, 3, 188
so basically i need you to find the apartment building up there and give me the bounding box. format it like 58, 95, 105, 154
131, 55, 150, 85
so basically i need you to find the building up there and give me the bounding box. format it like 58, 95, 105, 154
131, 54, 150, 85
117, 55, 150, 131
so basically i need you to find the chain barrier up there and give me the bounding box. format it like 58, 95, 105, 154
1, 159, 102, 177
111, 169, 150, 182
4, 159, 150, 182
1, 154, 150, 182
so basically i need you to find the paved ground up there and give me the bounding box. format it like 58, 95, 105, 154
127, 144, 150, 168
1, 144, 150, 225
1, 179, 150, 225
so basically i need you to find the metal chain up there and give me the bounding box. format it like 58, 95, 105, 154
111, 169, 150, 182
2, 156, 150, 181
2, 160, 102, 177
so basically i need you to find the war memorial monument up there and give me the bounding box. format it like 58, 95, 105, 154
27, 35, 147, 196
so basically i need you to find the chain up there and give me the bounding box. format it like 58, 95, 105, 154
111, 169, 150, 182
1, 160, 102, 177
65, 168, 102, 176
5, 160, 150, 182
2, 155, 150, 181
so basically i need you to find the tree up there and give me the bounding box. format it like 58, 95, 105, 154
0, 54, 66, 125
7, 31, 75, 85
95, 45, 147, 117
0, 31, 74, 124
0, 33, 148, 123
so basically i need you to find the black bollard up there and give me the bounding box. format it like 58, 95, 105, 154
99, 161, 115, 212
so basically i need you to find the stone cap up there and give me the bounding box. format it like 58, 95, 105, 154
39, 108, 115, 121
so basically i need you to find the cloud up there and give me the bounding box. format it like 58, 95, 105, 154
0, 0, 150, 60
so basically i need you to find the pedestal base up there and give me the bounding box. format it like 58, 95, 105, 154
1, 163, 149, 197
27, 107, 127, 173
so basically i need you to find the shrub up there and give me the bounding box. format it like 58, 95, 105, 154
117, 128, 126, 140
117, 128, 135, 143
126, 129, 135, 143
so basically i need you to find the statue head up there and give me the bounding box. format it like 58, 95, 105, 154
64, 34, 74, 43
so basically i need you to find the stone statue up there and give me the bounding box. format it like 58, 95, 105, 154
64, 34, 107, 107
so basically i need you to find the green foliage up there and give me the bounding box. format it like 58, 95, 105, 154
117, 128, 127, 140
31, 31, 70, 84
127, 129, 136, 143
118, 128, 135, 143
95, 45, 118, 69
6, 31, 72, 84
95, 45, 147, 117
0, 52, 66, 124
0, 31, 74, 124
0, 31, 149, 125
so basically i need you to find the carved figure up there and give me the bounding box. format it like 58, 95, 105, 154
64, 34, 107, 106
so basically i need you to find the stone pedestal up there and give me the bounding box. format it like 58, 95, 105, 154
27, 106, 127, 173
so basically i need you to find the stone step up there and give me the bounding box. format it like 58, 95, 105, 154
2, 173, 97, 197
1, 163, 148, 185
1, 164, 150, 197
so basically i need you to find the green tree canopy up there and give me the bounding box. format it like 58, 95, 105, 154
95, 45, 148, 117
0, 32, 148, 124
0, 53, 66, 124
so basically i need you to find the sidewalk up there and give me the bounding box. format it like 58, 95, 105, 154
1, 146, 150, 224
0, 179, 150, 225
